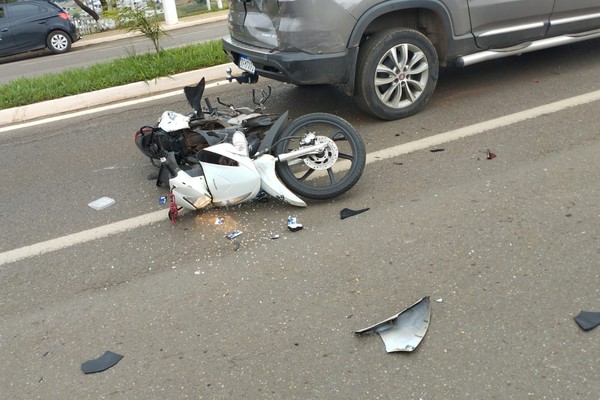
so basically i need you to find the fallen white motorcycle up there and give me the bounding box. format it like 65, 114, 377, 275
135, 78, 366, 222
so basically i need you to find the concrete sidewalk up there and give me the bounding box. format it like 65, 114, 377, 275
0, 11, 231, 128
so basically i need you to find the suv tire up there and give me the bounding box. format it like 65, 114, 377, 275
355, 29, 439, 120
47, 30, 72, 54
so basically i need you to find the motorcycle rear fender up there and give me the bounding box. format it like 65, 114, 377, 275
253, 155, 306, 207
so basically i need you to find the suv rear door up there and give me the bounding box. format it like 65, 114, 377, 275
468, 0, 554, 48
548, 0, 600, 35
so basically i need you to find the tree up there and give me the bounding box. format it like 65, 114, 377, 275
117, 1, 167, 54
73, 0, 100, 21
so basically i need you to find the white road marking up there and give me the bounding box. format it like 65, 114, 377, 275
367, 89, 600, 163
1, 89, 600, 266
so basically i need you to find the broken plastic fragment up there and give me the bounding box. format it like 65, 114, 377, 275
159, 196, 167, 205
226, 230, 243, 239
355, 296, 431, 353
487, 149, 496, 160
215, 217, 224, 225
287, 216, 303, 232
574, 311, 600, 331
81, 351, 123, 374
255, 189, 269, 202
88, 197, 115, 210
340, 208, 370, 219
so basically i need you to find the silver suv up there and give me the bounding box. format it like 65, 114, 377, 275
222, 0, 600, 120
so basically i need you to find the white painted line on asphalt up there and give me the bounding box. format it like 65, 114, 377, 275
367, 89, 600, 163
1, 89, 600, 267
0, 210, 166, 267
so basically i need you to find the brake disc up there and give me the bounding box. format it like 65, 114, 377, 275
303, 136, 339, 170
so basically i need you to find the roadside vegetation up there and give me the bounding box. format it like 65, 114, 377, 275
0, 40, 228, 110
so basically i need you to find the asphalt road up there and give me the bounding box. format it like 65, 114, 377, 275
0, 39, 599, 399
0, 21, 228, 85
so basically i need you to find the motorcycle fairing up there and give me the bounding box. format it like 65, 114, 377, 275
253, 155, 306, 207
200, 143, 261, 206
183, 78, 205, 116
257, 111, 289, 153
169, 172, 212, 210
355, 297, 431, 353
158, 111, 190, 132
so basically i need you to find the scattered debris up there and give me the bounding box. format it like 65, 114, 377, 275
355, 296, 431, 353
81, 351, 123, 374
255, 190, 269, 202
287, 216, 303, 232
232, 240, 241, 251
270, 233, 280, 240
88, 197, 115, 210
340, 207, 370, 220
435, 298, 443, 303
574, 311, 600, 331
430, 148, 444, 153
486, 149, 497, 160
215, 217, 224, 225
226, 230, 243, 240
159, 196, 167, 205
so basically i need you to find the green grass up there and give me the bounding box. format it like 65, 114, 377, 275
0, 40, 229, 110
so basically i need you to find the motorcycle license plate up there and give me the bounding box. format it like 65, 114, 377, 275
239, 55, 256, 74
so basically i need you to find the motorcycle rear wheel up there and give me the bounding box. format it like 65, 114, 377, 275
274, 113, 366, 200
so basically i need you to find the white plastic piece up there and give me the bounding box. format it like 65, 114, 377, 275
88, 197, 115, 210
355, 297, 431, 353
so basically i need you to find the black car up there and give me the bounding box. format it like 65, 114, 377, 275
0, 0, 80, 57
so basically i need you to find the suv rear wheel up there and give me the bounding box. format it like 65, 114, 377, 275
355, 29, 439, 120
47, 30, 72, 54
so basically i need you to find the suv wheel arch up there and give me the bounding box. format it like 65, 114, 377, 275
344, 3, 449, 97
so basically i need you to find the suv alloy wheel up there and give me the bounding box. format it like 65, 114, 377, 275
355, 29, 439, 120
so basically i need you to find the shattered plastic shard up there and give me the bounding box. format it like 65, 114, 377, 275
88, 197, 115, 210
355, 296, 431, 353
287, 216, 303, 232
81, 351, 123, 374
340, 207, 370, 219
574, 311, 600, 331
226, 230, 243, 240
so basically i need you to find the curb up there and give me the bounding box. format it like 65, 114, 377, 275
0, 62, 236, 127
73, 11, 228, 48
0, 11, 230, 128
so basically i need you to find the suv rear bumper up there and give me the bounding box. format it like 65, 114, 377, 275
222, 35, 351, 85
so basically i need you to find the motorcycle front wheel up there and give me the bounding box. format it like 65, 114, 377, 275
274, 113, 366, 200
